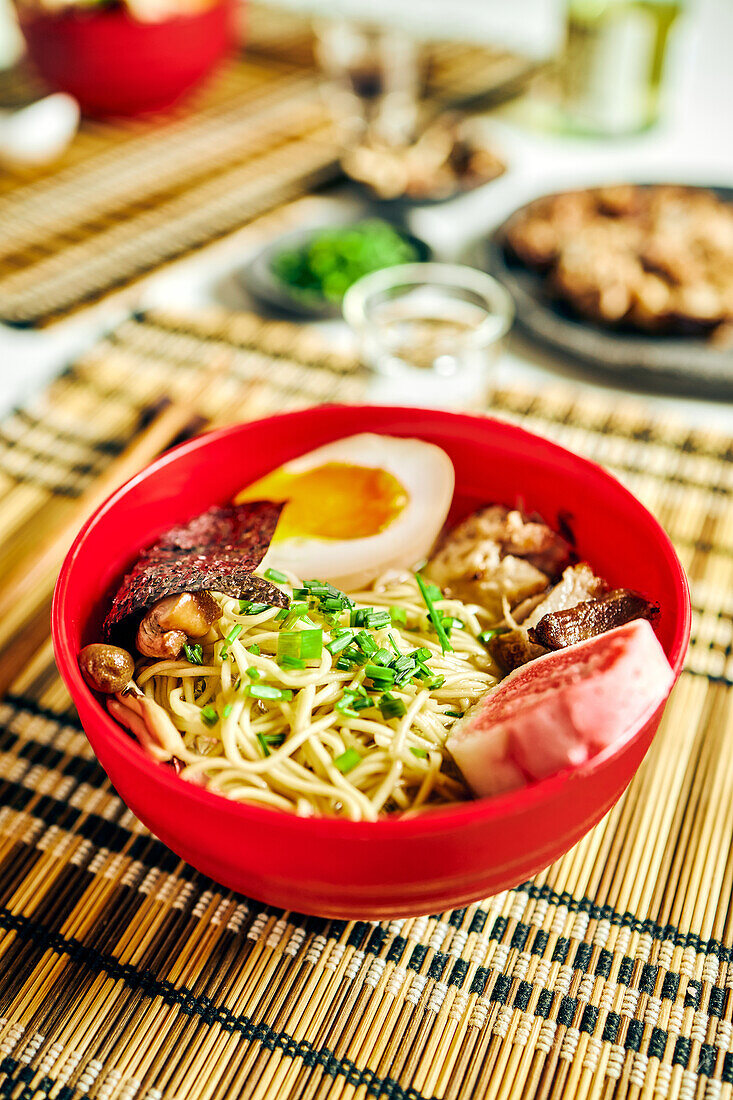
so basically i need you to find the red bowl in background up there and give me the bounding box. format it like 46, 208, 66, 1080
19, 0, 236, 116
52, 406, 690, 918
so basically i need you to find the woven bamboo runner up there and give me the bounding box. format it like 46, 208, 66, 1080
0, 309, 731, 1099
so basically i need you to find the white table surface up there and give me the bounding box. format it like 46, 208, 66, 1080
1, 0, 732, 433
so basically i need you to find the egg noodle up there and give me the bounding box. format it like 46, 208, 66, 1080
137, 572, 502, 821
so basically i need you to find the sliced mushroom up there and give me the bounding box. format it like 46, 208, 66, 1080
108, 682, 187, 764
136, 591, 221, 659
78, 643, 135, 694
529, 589, 659, 651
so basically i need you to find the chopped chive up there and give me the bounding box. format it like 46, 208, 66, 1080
335, 699, 359, 719
372, 647, 392, 666
265, 568, 289, 583
279, 654, 305, 670
478, 627, 510, 646
274, 608, 289, 621
378, 693, 406, 720
246, 683, 293, 701
389, 606, 407, 626
240, 600, 272, 615
247, 643, 260, 656
410, 747, 428, 759
326, 632, 355, 656
350, 607, 370, 627
440, 616, 464, 631
387, 633, 401, 658
277, 628, 323, 662
427, 675, 445, 690
365, 663, 395, 685
334, 748, 362, 774
365, 610, 391, 630
411, 647, 432, 663
220, 623, 243, 657
200, 705, 218, 727
355, 630, 378, 655
424, 582, 442, 601
183, 643, 203, 665
222, 704, 233, 718
445, 710, 464, 718
257, 732, 285, 756
416, 573, 452, 654
245, 667, 261, 680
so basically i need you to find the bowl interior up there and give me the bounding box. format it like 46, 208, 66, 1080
53, 404, 690, 833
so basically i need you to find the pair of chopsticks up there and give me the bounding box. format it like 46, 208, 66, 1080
0, 361, 231, 697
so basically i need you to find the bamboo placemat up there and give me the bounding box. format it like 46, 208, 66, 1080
0, 309, 732, 1099
0, 3, 538, 328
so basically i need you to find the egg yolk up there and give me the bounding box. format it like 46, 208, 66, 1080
235, 462, 408, 541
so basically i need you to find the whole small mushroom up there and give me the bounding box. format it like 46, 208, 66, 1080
78, 643, 135, 694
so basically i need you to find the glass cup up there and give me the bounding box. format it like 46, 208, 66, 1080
342, 262, 514, 408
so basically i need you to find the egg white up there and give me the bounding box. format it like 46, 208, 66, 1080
260, 433, 455, 591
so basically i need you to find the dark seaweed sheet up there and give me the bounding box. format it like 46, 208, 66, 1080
103, 500, 287, 640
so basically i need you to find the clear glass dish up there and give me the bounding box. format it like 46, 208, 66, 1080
342, 262, 514, 408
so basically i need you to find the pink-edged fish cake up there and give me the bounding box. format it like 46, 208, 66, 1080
447, 618, 675, 799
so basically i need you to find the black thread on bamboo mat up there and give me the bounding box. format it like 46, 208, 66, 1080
535, 989, 553, 1018
649, 1026, 668, 1059
625, 1018, 644, 1052
580, 1004, 598, 1034
618, 955, 634, 986
387, 935, 407, 965
13, 407, 125, 455
513, 979, 533, 1012
709, 986, 725, 1017
699, 1044, 718, 1077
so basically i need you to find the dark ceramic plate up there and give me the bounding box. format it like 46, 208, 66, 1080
480, 186, 733, 398
241, 222, 432, 320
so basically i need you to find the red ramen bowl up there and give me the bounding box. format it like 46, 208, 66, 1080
52, 406, 690, 918
19, 0, 235, 117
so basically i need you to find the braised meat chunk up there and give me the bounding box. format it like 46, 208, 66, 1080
427, 505, 574, 618
530, 589, 659, 650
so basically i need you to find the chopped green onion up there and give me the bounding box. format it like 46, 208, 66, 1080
445, 710, 463, 718
265, 568, 289, 583
411, 647, 432, 663
291, 587, 310, 601
387, 633, 401, 658
365, 610, 391, 630
326, 631, 355, 656
372, 647, 392, 666
246, 683, 293, 701
277, 628, 323, 662
257, 732, 285, 756
355, 630, 378, 655
245, 667, 261, 680
378, 693, 406, 720
416, 573, 452, 654
410, 747, 428, 759
424, 582, 442, 601
365, 663, 395, 685
200, 705, 218, 727
279, 654, 305, 670
233, 676, 241, 691
335, 698, 359, 719
478, 627, 510, 646
274, 608, 289, 621
350, 607, 371, 627
247, 643, 260, 656
183, 643, 203, 665
427, 675, 445, 690
220, 624, 243, 657
222, 704, 233, 718
239, 600, 272, 615
334, 748, 362, 774
441, 617, 464, 631
389, 606, 407, 626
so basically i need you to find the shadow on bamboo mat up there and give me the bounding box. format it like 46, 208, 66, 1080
0, 308, 731, 1099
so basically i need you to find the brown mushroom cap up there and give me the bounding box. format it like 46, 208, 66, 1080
78, 643, 135, 694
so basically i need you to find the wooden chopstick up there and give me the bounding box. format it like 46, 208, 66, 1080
0, 397, 209, 688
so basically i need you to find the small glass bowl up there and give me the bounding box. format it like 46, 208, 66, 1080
342, 262, 514, 407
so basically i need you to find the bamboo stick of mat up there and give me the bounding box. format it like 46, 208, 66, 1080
0, 388, 213, 692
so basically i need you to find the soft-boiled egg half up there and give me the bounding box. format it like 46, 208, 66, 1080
234, 433, 455, 591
